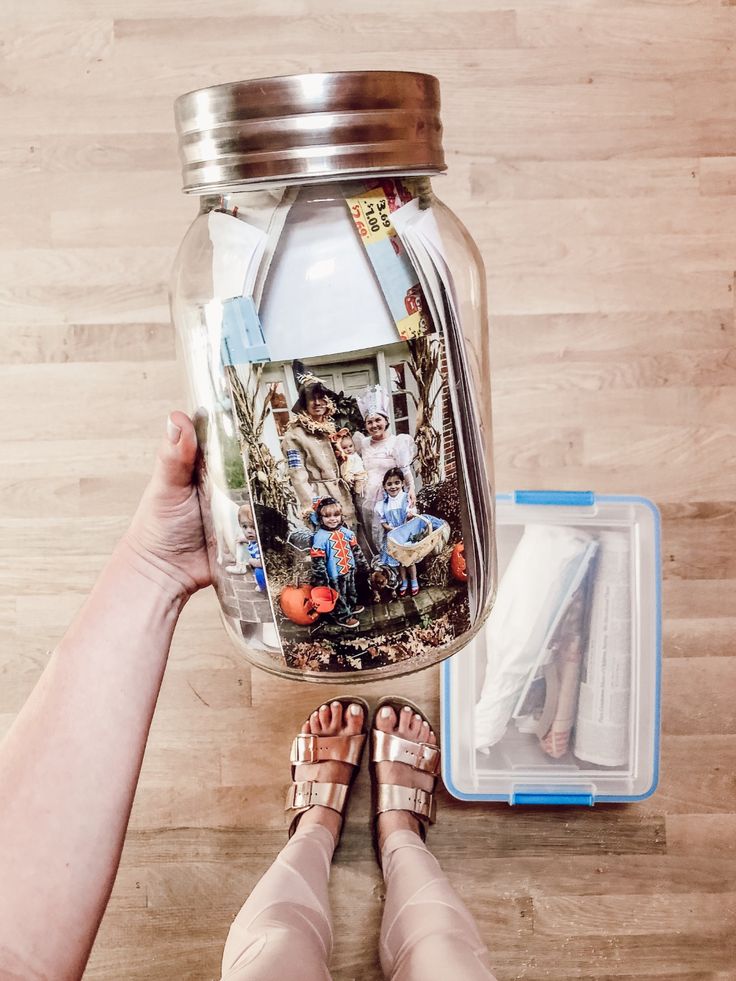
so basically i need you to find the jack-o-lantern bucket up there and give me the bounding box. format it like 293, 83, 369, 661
279, 584, 319, 626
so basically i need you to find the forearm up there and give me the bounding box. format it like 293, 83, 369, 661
311, 556, 329, 586
0, 540, 186, 980
290, 468, 316, 511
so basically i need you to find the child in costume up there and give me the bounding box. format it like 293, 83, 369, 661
375, 467, 420, 596
226, 513, 266, 591
353, 384, 417, 556
310, 497, 368, 629
337, 430, 368, 496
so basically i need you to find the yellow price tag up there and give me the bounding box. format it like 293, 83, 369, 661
346, 187, 395, 245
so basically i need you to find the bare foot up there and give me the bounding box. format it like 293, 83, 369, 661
374, 704, 438, 854
292, 701, 365, 844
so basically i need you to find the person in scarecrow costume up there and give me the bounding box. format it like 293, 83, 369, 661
281, 361, 356, 528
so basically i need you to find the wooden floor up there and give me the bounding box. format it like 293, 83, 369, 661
2, 2, 736, 978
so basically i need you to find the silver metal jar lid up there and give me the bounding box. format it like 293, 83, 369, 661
174, 71, 446, 193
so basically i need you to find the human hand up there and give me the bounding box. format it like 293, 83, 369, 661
123, 412, 212, 600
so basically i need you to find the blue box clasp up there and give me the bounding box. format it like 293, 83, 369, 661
512, 792, 594, 806
513, 490, 595, 507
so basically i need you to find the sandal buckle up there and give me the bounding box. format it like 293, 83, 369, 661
412, 787, 437, 823
414, 787, 430, 809
417, 742, 440, 774
414, 787, 437, 824
287, 780, 315, 809
291, 733, 319, 764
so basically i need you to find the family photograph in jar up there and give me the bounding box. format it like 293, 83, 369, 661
223, 329, 471, 674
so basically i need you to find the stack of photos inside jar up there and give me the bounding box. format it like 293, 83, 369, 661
194, 178, 490, 674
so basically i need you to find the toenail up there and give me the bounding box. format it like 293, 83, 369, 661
403, 705, 412, 713
349, 703, 362, 716
381, 706, 392, 718
320, 705, 328, 711
414, 713, 422, 721
331, 701, 341, 708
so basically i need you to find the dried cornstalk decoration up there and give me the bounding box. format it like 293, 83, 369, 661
422, 542, 454, 587
225, 364, 296, 514
260, 550, 293, 597
406, 336, 444, 486
266, 531, 312, 596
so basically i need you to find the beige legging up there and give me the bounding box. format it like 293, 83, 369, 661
220, 824, 497, 981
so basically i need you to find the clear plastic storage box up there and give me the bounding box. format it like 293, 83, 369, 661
441, 491, 661, 805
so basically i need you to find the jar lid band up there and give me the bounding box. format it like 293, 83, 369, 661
174, 71, 446, 193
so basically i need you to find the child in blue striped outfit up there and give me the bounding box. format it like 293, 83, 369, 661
227, 516, 266, 591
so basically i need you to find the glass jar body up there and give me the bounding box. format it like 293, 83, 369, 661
170, 176, 496, 681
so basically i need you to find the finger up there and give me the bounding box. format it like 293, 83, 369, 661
152, 412, 199, 491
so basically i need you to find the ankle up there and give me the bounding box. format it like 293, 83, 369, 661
296, 804, 342, 844
377, 809, 422, 852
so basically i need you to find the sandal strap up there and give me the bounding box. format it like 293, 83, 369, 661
372, 730, 441, 775
290, 732, 366, 766
285, 780, 349, 814
376, 783, 437, 825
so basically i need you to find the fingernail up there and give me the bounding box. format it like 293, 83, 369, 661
380, 706, 392, 718
349, 703, 362, 716
166, 416, 182, 444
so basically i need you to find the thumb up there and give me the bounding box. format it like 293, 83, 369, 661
152, 411, 199, 492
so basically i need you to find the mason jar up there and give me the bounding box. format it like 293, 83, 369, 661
170, 71, 496, 682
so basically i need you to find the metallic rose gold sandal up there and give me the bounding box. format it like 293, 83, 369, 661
370, 696, 441, 864
285, 696, 370, 841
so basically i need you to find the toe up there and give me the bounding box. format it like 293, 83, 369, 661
419, 720, 430, 743
398, 705, 413, 736
310, 709, 322, 734
345, 702, 365, 733
318, 703, 332, 732
428, 729, 437, 745
411, 713, 424, 737
376, 704, 398, 732
329, 701, 343, 734
301, 717, 312, 735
